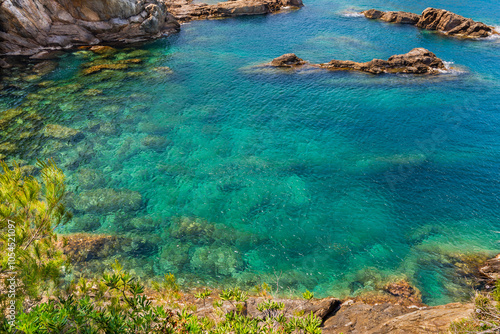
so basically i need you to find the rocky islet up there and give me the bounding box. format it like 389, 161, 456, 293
363, 7, 499, 39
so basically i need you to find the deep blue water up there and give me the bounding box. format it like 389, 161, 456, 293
1, 0, 500, 305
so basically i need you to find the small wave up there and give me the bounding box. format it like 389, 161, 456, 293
341, 12, 364, 18
439, 61, 467, 75
484, 27, 500, 40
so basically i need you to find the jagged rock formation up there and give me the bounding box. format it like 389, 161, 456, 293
363, 7, 498, 38
269, 48, 446, 74
363, 9, 420, 25
166, 0, 303, 23
0, 0, 181, 56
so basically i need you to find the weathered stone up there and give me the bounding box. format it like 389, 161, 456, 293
384, 280, 422, 305
166, 0, 303, 23
363, 9, 420, 24
479, 253, 500, 280
320, 48, 446, 74
363, 8, 498, 38
322, 301, 473, 334
270, 53, 306, 67
417, 8, 497, 38
0, 0, 180, 56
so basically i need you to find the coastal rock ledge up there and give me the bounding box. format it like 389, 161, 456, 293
363, 8, 499, 38
166, 0, 303, 23
269, 48, 446, 74
0, 0, 180, 56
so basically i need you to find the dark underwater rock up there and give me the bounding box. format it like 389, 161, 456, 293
73, 188, 143, 213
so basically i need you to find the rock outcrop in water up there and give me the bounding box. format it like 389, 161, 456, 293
363, 8, 499, 38
166, 0, 303, 23
321, 48, 446, 74
363, 9, 420, 25
269, 48, 446, 74
270, 53, 306, 67
0, 0, 180, 56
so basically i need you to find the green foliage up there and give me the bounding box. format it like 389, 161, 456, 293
0, 159, 71, 309
303, 289, 314, 300
220, 287, 248, 303
450, 292, 500, 333
194, 288, 212, 301
492, 279, 500, 302
9, 265, 324, 334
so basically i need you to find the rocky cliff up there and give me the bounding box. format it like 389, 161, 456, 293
0, 0, 180, 55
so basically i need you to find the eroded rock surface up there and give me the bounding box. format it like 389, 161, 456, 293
166, 0, 303, 23
267, 48, 446, 74
363, 9, 420, 25
363, 7, 498, 38
320, 48, 446, 74
322, 301, 473, 334
0, 0, 181, 56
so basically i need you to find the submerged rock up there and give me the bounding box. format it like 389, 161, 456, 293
43, 124, 85, 142
320, 48, 446, 74
73, 188, 142, 213
270, 53, 306, 67
363, 7, 498, 38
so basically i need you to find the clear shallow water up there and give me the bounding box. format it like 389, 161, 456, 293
1, 0, 500, 305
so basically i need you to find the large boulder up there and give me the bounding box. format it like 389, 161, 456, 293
0, 0, 180, 55
417, 7, 497, 38
363, 7, 498, 38
320, 48, 446, 74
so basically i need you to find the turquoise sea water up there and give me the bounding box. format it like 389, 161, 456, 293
1, 0, 500, 305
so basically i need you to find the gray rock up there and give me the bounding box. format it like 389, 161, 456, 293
0, 0, 180, 55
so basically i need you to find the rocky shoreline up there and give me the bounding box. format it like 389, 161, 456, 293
363, 8, 499, 39
268, 48, 447, 75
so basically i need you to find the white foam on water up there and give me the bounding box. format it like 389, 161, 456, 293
341, 11, 364, 18
439, 61, 467, 75
484, 27, 500, 40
